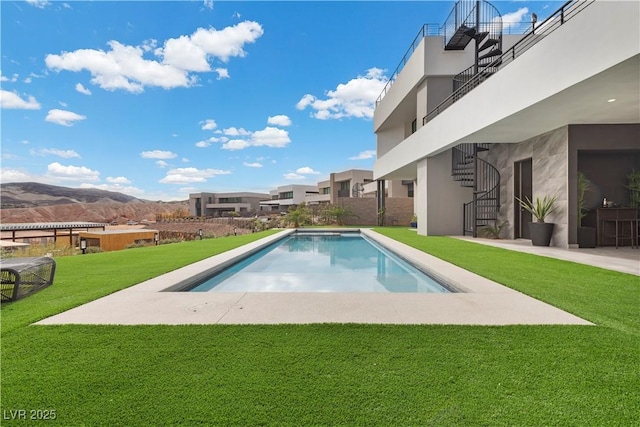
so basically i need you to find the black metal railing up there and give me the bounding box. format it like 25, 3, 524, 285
375, 24, 441, 106
443, 0, 476, 48
376, 3, 545, 107
423, 0, 594, 125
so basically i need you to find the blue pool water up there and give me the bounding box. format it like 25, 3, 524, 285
187, 232, 452, 293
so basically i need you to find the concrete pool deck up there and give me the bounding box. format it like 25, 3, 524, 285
36, 228, 621, 326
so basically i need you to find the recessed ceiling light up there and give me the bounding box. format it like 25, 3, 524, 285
607, 98, 616, 103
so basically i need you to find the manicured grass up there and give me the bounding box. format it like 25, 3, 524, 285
373, 228, 640, 334
2, 229, 639, 426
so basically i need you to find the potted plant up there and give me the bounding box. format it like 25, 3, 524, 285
410, 214, 417, 228
626, 169, 640, 208
516, 194, 558, 246
577, 171, 596, 248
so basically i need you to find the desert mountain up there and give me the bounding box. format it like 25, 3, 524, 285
1, 182, 141, 208
0, 182, 188, 224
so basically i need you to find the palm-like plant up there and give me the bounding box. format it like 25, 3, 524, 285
516, 194, 558, 223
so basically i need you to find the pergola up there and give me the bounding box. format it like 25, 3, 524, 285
0, 222, 106, 246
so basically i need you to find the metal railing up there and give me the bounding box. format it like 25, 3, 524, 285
375, 4, 537, 107
423, 0, 594, 125
443, 0, 478, 48
375, 24, 441, 106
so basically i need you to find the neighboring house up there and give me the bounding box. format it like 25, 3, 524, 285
79, 229, 159, 252
305, 169, 375, 205
373, 0, 639, 248
189, 192, 270, 217
259, 185, 319, 214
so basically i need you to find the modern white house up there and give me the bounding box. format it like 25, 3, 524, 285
189, 192, 270, 217
305, 169, 374, 205
259, 185, 319, 214
373, 0, 639, 248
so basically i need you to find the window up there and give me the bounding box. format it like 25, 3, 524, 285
411, 119, 417, 134
279, 191, 293, 199
219, 197, 241, 203
321, 187, 330, 194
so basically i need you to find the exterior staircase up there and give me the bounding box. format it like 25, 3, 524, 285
444, 0, 503, 94
451, 143, 500, 236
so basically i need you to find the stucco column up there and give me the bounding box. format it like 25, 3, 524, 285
416, 159, 428, 236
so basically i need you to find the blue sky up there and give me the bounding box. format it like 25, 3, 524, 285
1, 0, 564, 201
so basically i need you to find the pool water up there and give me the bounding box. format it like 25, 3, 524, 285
188, 233, 452, 293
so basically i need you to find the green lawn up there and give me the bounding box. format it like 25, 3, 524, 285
2, 228, 639, 426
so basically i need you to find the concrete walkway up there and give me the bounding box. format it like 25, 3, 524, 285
453, 236, 640, 276
34, 229, 623, 326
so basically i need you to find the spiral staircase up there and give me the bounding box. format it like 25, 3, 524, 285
444, 0, 503, 97
451, 143, 500, 237
444, 1, 503, 236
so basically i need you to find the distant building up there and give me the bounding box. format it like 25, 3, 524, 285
259, 185, 319, 214
79, 229, 158, 252
305, 169, 375, 205
189, 192, 270, 217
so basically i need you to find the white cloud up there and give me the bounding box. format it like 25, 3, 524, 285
214, 68, 229, 80
203, 0, 213, 10
24, 77, 32, 84
295, 94, 315, 110
140, 150, 177, 159
221, 139, 251, 151
223, 127, 251, 136
349, 150, 376, 160
31, 148, 81, 159
0, 90, 41, 109
75, 83, 92, 95
26, 0, 50, 8
267, 114, 292, 127
284, 173, 305, 180
243, 162, 262, 168
159, 167, 231, 184
178, 21, 264, 63
156, 160, 169, 168
45, 21, 263, 93
502, 7, 529, 31
201, 119, 217, 130
47, 162, 100, 182
296, 68, 387, 120
45, 109, 86, 126
251, 127, 290, 148
106, 176, 131, 184
195, 136, 228, 147
296, 166, 320, 175
0, 73, 18, 83
0, 168, 33, 183
218, 126, 291, 151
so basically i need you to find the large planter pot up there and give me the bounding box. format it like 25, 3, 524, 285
578, 226, 596, 248
528, 222, 555, 246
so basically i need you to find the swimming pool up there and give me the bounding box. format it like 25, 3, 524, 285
184, 231, 453, 293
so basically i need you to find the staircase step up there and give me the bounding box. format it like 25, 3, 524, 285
475, 31, 489, 43
478, 38, 499, 52
445, 25, 473, 50
479, 49, 502, 61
